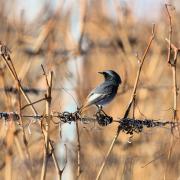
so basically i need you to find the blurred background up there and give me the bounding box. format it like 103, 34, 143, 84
0, 0, 180, 179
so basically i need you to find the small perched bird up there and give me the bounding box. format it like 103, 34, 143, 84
80, 70, 121, 112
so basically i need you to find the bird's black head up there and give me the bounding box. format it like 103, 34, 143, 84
98, 70, 122, 85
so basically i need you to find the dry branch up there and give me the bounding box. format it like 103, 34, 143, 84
40, 68, 53, 180
164, 4, 180, 180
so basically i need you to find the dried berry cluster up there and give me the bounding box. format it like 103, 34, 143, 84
118, 118, 175, 135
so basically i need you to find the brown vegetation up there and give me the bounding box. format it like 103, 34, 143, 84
0, 1, 179, 180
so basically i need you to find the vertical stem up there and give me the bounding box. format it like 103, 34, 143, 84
172, 64, 177, 121
76, 121, 81, 178
17, 83, 33, 179
5, 121, 15, 180
41, 71, 53, 180
95, 133, 119, 180
164, 5, 179, 177
165, 4, 172, 64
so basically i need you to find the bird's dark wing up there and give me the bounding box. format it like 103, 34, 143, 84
89, 82, 115, 94
84, 82, 117, 107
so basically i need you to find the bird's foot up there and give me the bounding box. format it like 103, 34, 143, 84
95, 105, 112, 126
96, 105, 108, 116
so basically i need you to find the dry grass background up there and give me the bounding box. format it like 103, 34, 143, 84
0, 1, 179, 180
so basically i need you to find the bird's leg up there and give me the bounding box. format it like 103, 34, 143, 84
96, 105, 108, 116
101, 109, 108, 116
96, 105, 101, 113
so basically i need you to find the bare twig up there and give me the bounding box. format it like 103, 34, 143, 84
123, 24, 155, 118
21, 97, 47, 110
5, 120, 15, 180
75, 121, 81, 178
17, 81, 33, 179
165, 39, 179, 123
95, 24, 155, 180
40, 69, 53, 180
164, 4, 179, 179
165, 4, 173, 64
0, 43, 38, 115
14, 136, 33, 180
141, 153, 165, 168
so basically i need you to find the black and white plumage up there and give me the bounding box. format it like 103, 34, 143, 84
81, 70, 121, 110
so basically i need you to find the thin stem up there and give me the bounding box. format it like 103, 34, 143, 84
75, 121, 81, 178
41, 71, 53, 180
1, 54, 38, 115
17, 83, 33, 179
165, 4, 173, 64
164, 14, 179, 179
21, 97, 47, 110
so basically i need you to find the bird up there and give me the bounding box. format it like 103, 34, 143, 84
80, 70, 121, 112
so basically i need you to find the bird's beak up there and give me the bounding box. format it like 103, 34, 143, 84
98, 71, 104, 75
